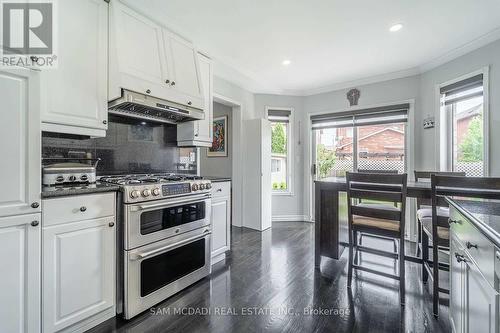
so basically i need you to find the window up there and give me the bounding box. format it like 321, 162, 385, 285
440, 73, 485, 176
311, 104, 409, 178
268, 108, 292, 193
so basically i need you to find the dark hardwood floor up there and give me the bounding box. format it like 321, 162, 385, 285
89, 222, 451, 333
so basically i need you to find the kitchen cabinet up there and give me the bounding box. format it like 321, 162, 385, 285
42, 193, 116, 333
41, 0, 108, 137
0, 214, 41, 333
449, 207, 499, 333
109, 1, 203, 111
0, 68, 41, 218
177, 53, 213, 147
211, 181, 231, 264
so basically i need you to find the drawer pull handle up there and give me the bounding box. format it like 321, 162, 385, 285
31, 202, 40, 209
448, 219, 460, 225
466, 242, 478, 250
80, 206, 87, 212
109, 222, 115, 227
455, 253, 466, 263
31, 220, 39, 227
216, 189, 222, 192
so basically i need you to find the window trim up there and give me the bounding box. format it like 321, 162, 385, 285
266, 106, 294, 196
437, 67, 489, 176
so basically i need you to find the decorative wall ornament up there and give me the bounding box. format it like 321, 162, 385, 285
347, 88, 360, 106
208, 116, 228, 157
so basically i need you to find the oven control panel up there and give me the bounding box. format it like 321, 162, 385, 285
162, 183, 191, 196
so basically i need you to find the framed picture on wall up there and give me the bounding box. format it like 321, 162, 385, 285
208, 116, 228, 157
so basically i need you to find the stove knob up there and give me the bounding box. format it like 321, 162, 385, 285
191, 184, 199, 191
130, 190, 140, 199
80, 174, 88, 181
206, 183, 212, 189
56, 175, 64, 183
68, 175, 77, 182
142, 189, 151, 197
199, 183, 205, 190
152, 188, 161, 196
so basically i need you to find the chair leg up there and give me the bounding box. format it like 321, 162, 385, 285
432, 240, 440, 317
359, 232, 363, 246
393, 239, 397, 253
347, 230, 354, 288
415, 220, 421, 257
354, 231, 359, 265
422, 231, 428, 284
399, 238, 405, 306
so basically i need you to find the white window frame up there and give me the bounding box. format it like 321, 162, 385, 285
266, 106, 294, 196
437, 67, 489, 176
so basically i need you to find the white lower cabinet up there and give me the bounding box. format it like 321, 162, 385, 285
0, 213, 41, 333
211, 181, 231, 264
449, 207, 499, 333
42, 193, 116, 333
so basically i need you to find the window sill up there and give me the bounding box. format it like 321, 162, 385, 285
272, 191, 294, 197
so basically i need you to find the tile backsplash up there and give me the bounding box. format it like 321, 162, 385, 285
42, 116, 197, 175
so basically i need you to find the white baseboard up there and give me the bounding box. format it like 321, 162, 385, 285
272, 215, 310, 222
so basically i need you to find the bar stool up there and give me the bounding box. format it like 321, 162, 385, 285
346, 172, 408, 305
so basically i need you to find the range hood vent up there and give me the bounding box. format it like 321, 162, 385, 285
108, 89, 204, 125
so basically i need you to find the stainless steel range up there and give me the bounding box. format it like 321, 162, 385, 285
101, 174, 212, 319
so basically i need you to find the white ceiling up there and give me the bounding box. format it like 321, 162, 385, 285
122, 0, 500, 96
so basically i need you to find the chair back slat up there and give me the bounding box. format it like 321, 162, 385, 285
350, 189, 402, 203
358, 169, 399, 174
347, 172, 407, 185
414, 171, 465, 209
351, 205, 401, 221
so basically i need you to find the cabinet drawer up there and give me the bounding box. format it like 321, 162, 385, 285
211, 181, 230, 199
450, 208, 495, 286
43, 193, 115, 227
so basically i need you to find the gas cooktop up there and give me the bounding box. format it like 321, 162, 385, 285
99, 173, 203, 185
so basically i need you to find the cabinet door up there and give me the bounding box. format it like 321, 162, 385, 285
43, 217, 115, 332
211, 197, 231, 257
166, 32, 203, 109
0, 214, 41, 333
450, 236, 466, 333
41, 0, 108, 133
177, 53, 213, 146
0, 68, 40, 218
465, 254, 498, 333
113, 2, 168, 88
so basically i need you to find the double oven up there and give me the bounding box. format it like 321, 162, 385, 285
118, 190, 212, 319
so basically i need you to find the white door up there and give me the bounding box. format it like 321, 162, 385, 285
0, 213, 41, 333
112, 2, 168, 88
261, 119, 272, 230
166, 32, 204, 109
0, 68, 40, 218
41, 0, 108, 133
43, 217, 115, 332
464, 253, 498, 333
211, 198, 230, 257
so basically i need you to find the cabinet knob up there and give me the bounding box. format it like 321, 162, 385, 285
188, 101, 192, 105
109, 222, 115, 227
103, 120, 108, 125
31, 202, 39, 209
194, 133, 199, 137
216, 189, 222, 192
165, 79, 170, 84
466, 241, 478, 250
80, 206, 87, 212
455, 252, 466, 263
31, 220, 39, 227
146, 89, 151, 94
175, 228, 180, 233
170, 81, 175, 86
448, 219, 460, 225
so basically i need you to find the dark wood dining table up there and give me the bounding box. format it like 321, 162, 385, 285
314, 177, 433, 268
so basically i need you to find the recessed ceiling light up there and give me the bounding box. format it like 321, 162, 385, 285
389, 23, 403, 32
282, 59, 291, 66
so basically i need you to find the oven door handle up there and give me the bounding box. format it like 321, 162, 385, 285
131, 229, 211, 260
130, 194, 211, 211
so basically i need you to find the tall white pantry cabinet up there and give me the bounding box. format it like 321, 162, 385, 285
0, 67, 42, 333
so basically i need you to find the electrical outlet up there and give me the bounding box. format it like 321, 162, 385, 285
423, 117, 435, 129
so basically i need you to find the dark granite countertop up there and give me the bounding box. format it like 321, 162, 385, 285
41, 182, 120, 199
204, 177, 232, 183
446, 197, 500, 249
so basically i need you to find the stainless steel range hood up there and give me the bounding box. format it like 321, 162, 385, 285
108, 89, 204, 124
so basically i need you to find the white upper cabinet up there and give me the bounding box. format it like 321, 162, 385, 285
164, 31, 204, 109
109, 1, 204, 112
177, 53, 213, 147
0, 68, 41, 218
41, 0, 108, 137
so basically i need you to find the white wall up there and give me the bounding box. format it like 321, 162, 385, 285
200, 102, 233, 178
